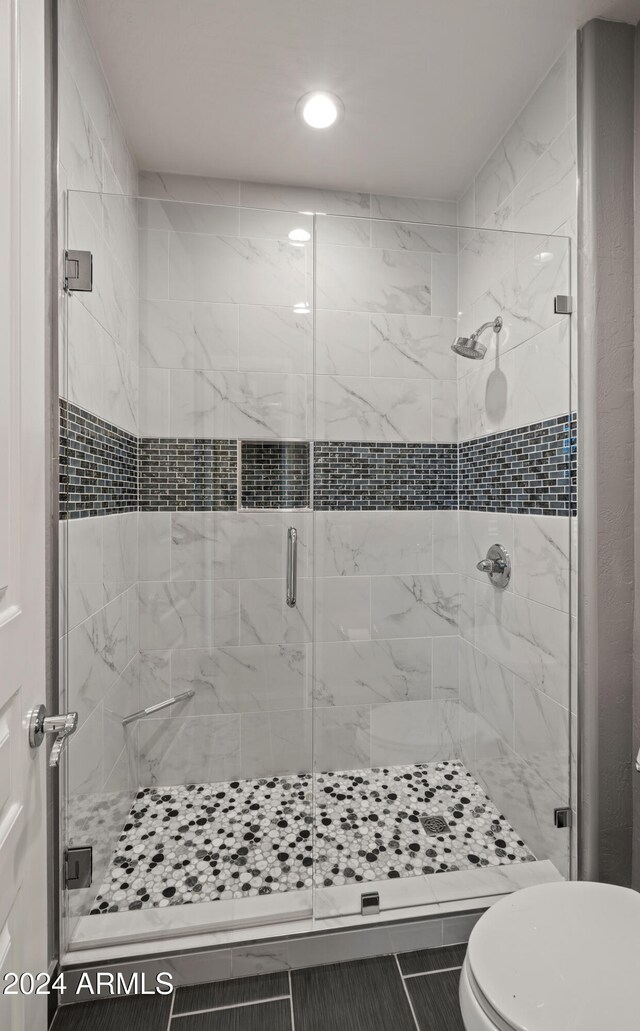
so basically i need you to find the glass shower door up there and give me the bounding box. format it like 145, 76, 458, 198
311, 213, 574, 919
61, 189, 316, 948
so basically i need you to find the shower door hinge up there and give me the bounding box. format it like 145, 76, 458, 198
64, 249, 93, 292
553, 294, 572, 315
65, 846, 93, 889
554, 807, 573, 829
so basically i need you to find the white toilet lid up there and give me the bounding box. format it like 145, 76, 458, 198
467, 881, 640, 1031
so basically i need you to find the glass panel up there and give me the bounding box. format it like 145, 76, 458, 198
312, 215, 573, 918
61, 190, 315, 946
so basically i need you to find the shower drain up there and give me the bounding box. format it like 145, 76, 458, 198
420, 815, 450, 835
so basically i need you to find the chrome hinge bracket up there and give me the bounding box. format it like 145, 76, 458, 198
64, 249, 93, 292
554, 807, 573, 829
65, 846, 93, 890
554, 294, 573, 315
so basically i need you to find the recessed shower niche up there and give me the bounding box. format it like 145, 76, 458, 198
240, 440, 311, 510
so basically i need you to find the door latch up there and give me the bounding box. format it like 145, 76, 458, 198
28, 705, 78, 767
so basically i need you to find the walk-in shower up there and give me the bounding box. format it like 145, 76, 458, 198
451, 315, 503, 360
59, 186, 574, 955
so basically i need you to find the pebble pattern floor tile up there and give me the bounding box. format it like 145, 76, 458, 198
90, 761, 534, 914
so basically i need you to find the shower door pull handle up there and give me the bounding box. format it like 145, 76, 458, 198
287, 527, 297, 608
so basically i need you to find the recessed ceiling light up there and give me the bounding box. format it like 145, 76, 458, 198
297, 91, 343, 129
288, 227, 311, 243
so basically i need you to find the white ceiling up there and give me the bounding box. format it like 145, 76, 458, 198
80, 0, 640, 200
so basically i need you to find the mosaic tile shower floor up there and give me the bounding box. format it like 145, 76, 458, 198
90, 761, 535, 914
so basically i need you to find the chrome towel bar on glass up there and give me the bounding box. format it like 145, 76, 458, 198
287, 526, 297, 607
122, 690, 195, 726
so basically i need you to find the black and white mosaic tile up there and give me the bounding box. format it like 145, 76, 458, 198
90, 762, 534, 914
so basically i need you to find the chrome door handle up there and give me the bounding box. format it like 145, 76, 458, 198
286, 526, 297, 608
28, 705, 78, 767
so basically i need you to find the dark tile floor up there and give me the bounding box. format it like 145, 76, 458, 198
51, 944, 467, 1031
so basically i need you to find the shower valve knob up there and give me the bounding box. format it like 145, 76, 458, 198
476, 544, 511, 590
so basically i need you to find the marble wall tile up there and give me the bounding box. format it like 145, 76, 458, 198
238, 304, 312, 374
314, 374, 430, 442
315, 576, 371, 642
137, 198, 239, 236
239, 577, 312, 646
370, 221, 457, 254
492, 122, 577, 238
371, 574, 459, 639
432, 510, 459, 574
369, 314, 457, 381
66, 514, 103, 630
240, 709, 312, 779
138, 580, 214, 650
369, 699, 459, 766
315, 214, 371, 247
474, 581, 570, 708
316, 244, 431, 315
314, 638, 431, 707
431, 254, 458, 317
139, 367, 170, 436
103, 512, 137, 601
314, 511, 433, 577
313, 705, 371, 771
170, 512, 217, 580
513, 514, 571, 612
314, 310, 370, 376
138, 649, 171, 709
213, 512, 312, 580
457, 183, 475, 230
139, 299, 239, 371
370, 195, 456, 226
514, 677, 569, 797
102, 193, 139, 287
67, 593, 129, 727
103, 656, 139, 776
431, 380, 458, 442
59, 55, 103, 193
138, 229, 169, 300
138, 512, 172, 581
474, 50, 569, 228
432, 636, 459, 700
168, 369, 308, 439
138, 170, 240, 205
67, 703, 103, 796
458, 229, 514, 314
459, 640, 514, 751
137, 714, 242, 787
169, 232, 309, 307
239, 181, 370, 217
66, 296, 109, 419
170, 644, 308, 714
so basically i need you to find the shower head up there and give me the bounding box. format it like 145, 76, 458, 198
452, 315, 503, 360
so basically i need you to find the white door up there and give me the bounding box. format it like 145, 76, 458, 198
0, 0, 49, 1028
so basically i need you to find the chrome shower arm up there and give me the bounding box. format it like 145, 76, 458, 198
471, 316, 503, 339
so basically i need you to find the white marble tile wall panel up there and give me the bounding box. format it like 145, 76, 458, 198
369, 699, 459, 766
240, 709, 312, 779
315, 577, 371, 643
370, 195, 457, 226
369, 314, 457, 381
65, 515, 103, 630
431, 380, 458, 442
313, 705, 371, 771
473, 581, 570, 709
314, 639, 432, 707
169, 232, 309, 307
432, 637, 459, 700
138, 580, 215, 651
139, 367, 170, 436
431, 255, 458, 317
315, 310, 370, 376
167, 369, 308, 439
316, 244, 431, 315
432, 511, 459, 574
238, 305, 312, 374
239, 181, 370, 217
314, 511, 433, 577
313, 374, 431, 442
138, 714, 242, 786
315, 215, 372, 247
371, 575, 460, 640
370, 221, 457, 255
103, 511, 138, 602
513, 677, 569, 796
239, 577, 312, 646
138, 171, 240, 206
137, 198, 239, 236
513, 515, 571, 612
459, 640, 515, 751
139, 299, 239, 371
67, 592, 130, 728
474, 51, 570, 228
170, 645, 308, 715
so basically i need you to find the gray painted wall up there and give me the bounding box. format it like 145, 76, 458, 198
578, 18, 635, 886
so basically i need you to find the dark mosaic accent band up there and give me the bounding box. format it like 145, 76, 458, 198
459, 414, 576, 516
313, 441, 458, 510
139, 438, 237, 511
59, 400, 137, 519
241, 440, 310, 509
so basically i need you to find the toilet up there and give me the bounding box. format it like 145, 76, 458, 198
459, 881, 640, 1030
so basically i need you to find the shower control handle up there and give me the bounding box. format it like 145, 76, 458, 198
476, 544, 511, 590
